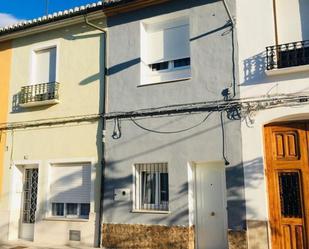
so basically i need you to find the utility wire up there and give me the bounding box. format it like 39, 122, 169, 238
220, 111, 230, 165
1, 93, 309, 131
130, 111, 214, 134
112, 118, 122, 139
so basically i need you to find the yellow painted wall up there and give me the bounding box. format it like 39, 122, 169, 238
0, 20, 105, 245
0, 41, 11, 195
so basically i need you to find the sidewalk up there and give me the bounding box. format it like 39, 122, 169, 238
0, 241, 101, 249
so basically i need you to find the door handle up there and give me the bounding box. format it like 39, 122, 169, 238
210, 212, 215, 216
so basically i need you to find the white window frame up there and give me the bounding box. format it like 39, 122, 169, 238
140, 15, 191, 85
133, 162, 169, 213
51, 202, 90, 219
45, 158, 95, 220
29, 40, 60, 86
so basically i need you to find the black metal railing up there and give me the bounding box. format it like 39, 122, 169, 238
20, 82, 59, 105
266, 40, 309, 70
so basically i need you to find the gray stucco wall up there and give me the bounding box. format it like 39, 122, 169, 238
103, 0, 245, 230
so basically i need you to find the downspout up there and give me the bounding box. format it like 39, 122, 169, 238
222, 0, 236, 98
83, 14, 107, 248
272, 0, 279, 46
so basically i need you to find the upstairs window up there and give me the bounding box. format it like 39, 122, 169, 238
33, 47, 57, 84
141, 17, 191, 85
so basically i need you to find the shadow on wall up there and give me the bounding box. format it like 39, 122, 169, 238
1, 161, 99, 245
106, 0, 220, 28
299, 0, 309, 41
243, 51, 267, 85
103, 114, 246, 229
11, 93, 55, 113
102, 161, 190, 226
102, 158, 266, 230
242, 51, 309, 86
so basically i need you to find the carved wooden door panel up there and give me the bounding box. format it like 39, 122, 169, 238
264, 123, 309, 249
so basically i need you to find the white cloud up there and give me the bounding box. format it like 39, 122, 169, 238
0, 13, 24, 28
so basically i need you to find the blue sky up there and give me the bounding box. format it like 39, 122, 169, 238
0, 0, 97, 27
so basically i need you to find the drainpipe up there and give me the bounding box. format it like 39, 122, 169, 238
272, 0, 279, 46
83, 14, 107, 248
222, 0, 236, 98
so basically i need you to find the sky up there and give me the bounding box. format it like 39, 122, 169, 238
0, 0, 97, 27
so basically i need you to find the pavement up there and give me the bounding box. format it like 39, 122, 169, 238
0, 241, 101, 249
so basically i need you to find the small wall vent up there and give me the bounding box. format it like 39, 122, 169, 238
69, 230, 81, 241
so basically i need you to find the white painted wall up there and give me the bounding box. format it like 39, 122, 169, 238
276, 0, 302, 43
276, 0, 309, 43
237, 0, 309, 224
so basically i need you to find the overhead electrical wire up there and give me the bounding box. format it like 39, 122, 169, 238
1, 93, 309, 132
220, 111, 230, 165
130, 111, 214, 134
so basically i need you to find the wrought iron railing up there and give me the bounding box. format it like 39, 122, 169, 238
266, 40, 309, 70
20, 82, 60, 105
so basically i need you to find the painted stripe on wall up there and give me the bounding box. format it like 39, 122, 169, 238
0, 41, 12, 194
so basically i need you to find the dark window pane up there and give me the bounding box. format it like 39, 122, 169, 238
66, 203, 78, 215
279, 172, 302, 218
52, 203, 64, 216
160, 173, 169, 203
278, 47, 309, 68
150, 61, 169, 71
141, 172, 156, 205
174, 57, 190, 68
80, 204, 90, 217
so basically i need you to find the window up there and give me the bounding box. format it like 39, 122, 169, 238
149, 57, 190, 72
33, 47, 57, 84
50, 164, 91, 219
52, 203, 64, 216
134, 163, 169, 211
141, 17, 190, 84
52, 203, 91, 218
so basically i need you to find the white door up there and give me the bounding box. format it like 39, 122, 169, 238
195, 162, 228, 249
19, 167, 39, 241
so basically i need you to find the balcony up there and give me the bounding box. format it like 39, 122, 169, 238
19, 82, 60, 108
266, 40, 309, 76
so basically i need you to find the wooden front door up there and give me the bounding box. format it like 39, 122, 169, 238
264, 123, 309, 249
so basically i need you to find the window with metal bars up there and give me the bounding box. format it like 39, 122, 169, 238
279, 171, 303, 218
22, 168, 38, 223
134, 163, 169, 211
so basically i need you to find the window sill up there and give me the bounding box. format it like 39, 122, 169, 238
139, 76, 191, 87
43, 217, 89, 222
20, 99, 60, 108
131, 209, 171, 214
266, 64, 309, 76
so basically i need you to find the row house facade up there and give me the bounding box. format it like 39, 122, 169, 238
102, 0, 244, 249
238, 0, 309, 249
0, 0, 308, 249
0, 0, 245, 248
0, 3, 106, 247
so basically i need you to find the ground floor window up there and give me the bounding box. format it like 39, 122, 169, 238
50, 163, 91, 219
52, 203, 90, 218
134, 163, 169, 211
